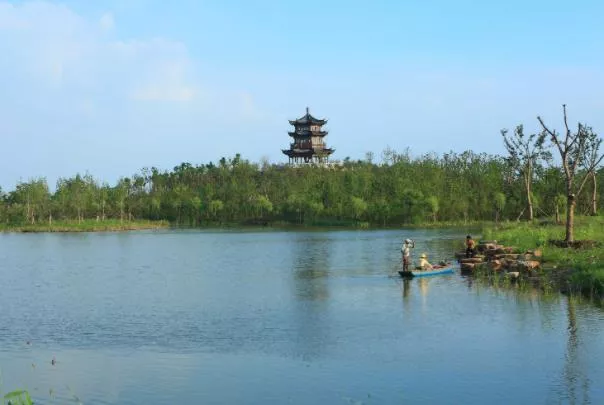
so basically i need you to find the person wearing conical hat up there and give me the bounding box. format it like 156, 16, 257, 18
418, 252, 433, 271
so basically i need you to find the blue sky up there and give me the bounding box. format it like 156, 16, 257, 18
1, 0, 603, 189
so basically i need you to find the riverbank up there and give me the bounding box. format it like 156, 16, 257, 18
478, 216, 604, 301
0, 216, 487, 234
0, 219, 170, 233
180, 218, 489, 230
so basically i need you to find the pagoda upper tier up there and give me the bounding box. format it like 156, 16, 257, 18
288, 107, 328, 126
288, 107, 328, 137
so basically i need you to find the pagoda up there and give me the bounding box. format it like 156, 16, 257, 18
282, 107, 335, 164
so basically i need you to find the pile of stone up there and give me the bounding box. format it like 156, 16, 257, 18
454, 240, 542, 280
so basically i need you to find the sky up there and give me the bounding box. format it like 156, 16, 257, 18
1, 0, 604, 190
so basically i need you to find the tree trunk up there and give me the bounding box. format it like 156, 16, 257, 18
591, 171, 597, 216
555, 205, 560, 224
565, 194, 576, 244
48, 213, 52, 226
525, 169, 533, 221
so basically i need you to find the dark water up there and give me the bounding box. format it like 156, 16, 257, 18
0, 228, 603, 404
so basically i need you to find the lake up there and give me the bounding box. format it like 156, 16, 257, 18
0, 228, 603, 404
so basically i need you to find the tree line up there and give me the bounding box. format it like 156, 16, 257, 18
1, 147, 601, 229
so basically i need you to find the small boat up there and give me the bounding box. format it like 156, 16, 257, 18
398, 266, 454, 278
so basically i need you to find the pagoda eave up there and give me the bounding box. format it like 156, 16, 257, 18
288, 131, 329, 137
288, 119, 328, 126
282, 148, 334, 157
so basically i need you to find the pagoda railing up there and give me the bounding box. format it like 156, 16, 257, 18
290, 143, 327, 149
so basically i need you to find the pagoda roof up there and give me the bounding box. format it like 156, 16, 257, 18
289, 107, 327, 125
282, 148, 334, 156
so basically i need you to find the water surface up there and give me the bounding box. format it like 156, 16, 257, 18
0, 229, 602, 404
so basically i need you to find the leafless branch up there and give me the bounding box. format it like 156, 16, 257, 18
537, 115, 564, 157
563, 104, 572, 150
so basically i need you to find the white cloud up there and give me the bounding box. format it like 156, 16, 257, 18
0, 2, 29, 29
99, 12, 114, 31
239, 92, 264, 119
0, 1, 198, 102
0, 0, 216, 189
130, 59, 196, 102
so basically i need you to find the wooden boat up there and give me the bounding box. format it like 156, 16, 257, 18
398, 265, 454, 278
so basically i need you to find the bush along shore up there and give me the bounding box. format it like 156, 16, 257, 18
0, 219, 169, 233
455, 216, 604, 302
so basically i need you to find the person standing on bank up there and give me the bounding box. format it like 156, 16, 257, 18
401, 238, 415, 271
465, 235, 476, 258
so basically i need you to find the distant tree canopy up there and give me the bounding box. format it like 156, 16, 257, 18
1, 149, 602, 227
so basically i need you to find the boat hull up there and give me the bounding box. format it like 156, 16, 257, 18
398, 267, 454, 278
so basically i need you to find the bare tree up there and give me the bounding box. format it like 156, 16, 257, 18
537, 105, 604, 243
501, 125, 548, 221
581, 130, 602, 216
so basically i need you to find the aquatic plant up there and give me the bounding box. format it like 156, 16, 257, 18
3, 390, 33, 405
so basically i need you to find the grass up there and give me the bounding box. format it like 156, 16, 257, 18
2, 390, 33, 405
0, 365, 83, 405
481, 215, 604, 301
0, 219, 170, 233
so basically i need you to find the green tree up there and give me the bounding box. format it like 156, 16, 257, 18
501, 124, 548, 221
493, 192, 506, 223
425, 196, 439, 222
350, 196, 368, 221
538, 105, 604, 243
209, 199, 224, 222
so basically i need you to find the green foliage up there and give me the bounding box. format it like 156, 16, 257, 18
350, 196, 367, 220
3, 390, 33, 405
0, 219, 167, 232
483, 216, 604, 299
425, 196, 439, 222
554, 194, 567, 211
0, 148, 602, 229
493, 192, 506, 210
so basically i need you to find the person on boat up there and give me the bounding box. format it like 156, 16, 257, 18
465, 235, 476, 258
401, 238, 415, 271
418, 253, 433, 270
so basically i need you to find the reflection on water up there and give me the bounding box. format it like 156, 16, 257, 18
402, 279, 411, 301
557, 296, 591, 405
291, 233, 331, 301
289, 232, 333, 361
418, 277, 430, 298
0, 229, 603, 405
399, 277, 433, 315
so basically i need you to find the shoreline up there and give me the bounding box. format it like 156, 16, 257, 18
464, 217, 604, 303
0, 219, 170, 233
0, 219, 488, 233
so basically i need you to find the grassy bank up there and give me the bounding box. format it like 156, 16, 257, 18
481, 216, 604, 300
0, 219, 170, 233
